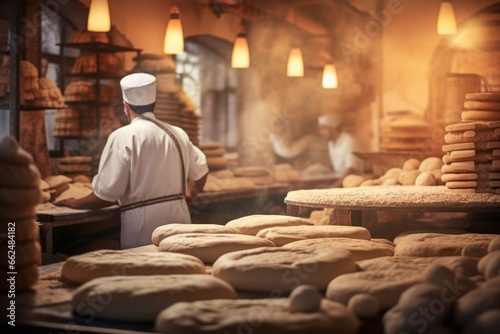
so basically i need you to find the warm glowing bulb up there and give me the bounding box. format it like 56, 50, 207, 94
87, 0, 111, 32
437, 1, 457, 35
231, 34, 250, 68
322, 64, 338, 89
287, 48, 304, 77
164, 6, 184, 54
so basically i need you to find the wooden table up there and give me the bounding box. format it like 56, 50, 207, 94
36, 205, 120, 255
285, 186, 500, 227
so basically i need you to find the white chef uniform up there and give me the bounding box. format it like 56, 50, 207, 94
92, 73, 208, 249
327, 132, 361, 174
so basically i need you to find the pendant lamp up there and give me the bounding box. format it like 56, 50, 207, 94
164, 6, 184, 54
87, 0, 111, 32
322, 64, 338, 89
287, 48, 304, 77
437, 0, 457, 35
231, 32, 250, 68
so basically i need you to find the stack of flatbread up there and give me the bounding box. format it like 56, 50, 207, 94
379, 110, 434, 154
53, 156, 93, 177
0, 136, 42, 292
441, 93, 500, 194
0, 60, 39, 105
52, 108, 81, 137
72, 53, 123, 75
199, 142, 228, 171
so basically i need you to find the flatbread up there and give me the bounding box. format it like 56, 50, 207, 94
464, 101, 500, 110
226, 215, 313, 236
211, 247, 356, 292
441, 173, 478, 182
0, 218, 39, 243
465, 93, 500, 101
0, 136, 34, 166
158, 233, 275, 264
394, 232, 496, 257
446, 180, 495, 189
0, 186, 42, 209
0, 240, 41, 268
444, 129, 500, 144
461, 111, 500, 122
442, 152, 497, 164
442, 141, 500, 152
72, 275, 237, 322
356, 256, 479, 277
255, 226, 371, 247
0, 162, 40, 188
441, 161, 500, 173
201, 147, 225, 157
326, 269, 422, 310
155, 298, 360, 334
152, 223, 240, 246
282, 237, 394, 261
445, 120, 500, 132
60, 250, 207, 284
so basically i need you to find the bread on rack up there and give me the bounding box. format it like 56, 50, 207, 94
0, 59, 39, 104
72, 53, 123, 75
68, 31, 109, 44
29, 78, 66, 108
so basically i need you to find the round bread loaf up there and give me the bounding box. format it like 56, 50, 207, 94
342, 174, 365, 188
158, 233, 275, 264
212, 247, 356, 293
282, 237, 394, 261
152, 223, 240, 246
419, 157, 443, 172
155, 298, 360, 334
415, 172, 436, 186
226, 215, 313, 236
61, 250, 207, 284
403, 158, 421, 171
72, 275, 237, 322
256, 225, 371, 246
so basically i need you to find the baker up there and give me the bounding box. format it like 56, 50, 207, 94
318, 114, 362, 187
55, 73, 208, 249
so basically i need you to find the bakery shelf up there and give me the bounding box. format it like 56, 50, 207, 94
57, 42, 142, 54
63, 72, 126, 80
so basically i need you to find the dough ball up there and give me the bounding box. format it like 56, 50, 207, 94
488, 236, 500, 253
382, 178, 399, 186
419, 157, 443, 172
478, 251, 500, 276
359, 180, 379, 187
423, 264, 455, 287
289, 285, 322, 313
484, 252, 500, 280
347, 293, 379, 318
415, 172, 437, 186
397, 283, 442, 305
380, 168, 402, 181
462, 244, 488, 258
454, 287, 500, 327
397, 170, 421, 185
342, 174, 365, 188
402, 158, 421, 171
461, 309, 500, 334
429, 169, 444, 185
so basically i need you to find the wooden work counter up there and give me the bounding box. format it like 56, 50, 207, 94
285, 185, 500, 227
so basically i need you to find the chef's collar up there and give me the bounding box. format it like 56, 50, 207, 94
132, 112, 155, 123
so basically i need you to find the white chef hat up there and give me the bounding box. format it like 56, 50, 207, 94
318, 114, 341, 128
120, 73, 156, 108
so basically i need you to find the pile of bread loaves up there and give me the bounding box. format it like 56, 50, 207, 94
343, 156, 444, 188
39, 174, 93, 204
0, 137, 42, 292
55, 213, 500, 333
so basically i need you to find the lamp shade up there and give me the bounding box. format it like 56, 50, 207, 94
437, 1, 457, 35
164, 6, 184, 54
87, 0, 111, 32
322, 64, 338, 89
231, 34, 250, 68
287, 48, 304, 77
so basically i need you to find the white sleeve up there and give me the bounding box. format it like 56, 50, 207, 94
187, 144, 208, 181
92, 133, 130, 202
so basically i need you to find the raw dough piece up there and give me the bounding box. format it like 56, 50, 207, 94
158, 233, 275, 264
326, 269, 421, 310
152, 223, 240, 246
488, 236, 500, 253
60, 250, 207, 284
461, 244, 488, 258
0, 162, 40, 188
289, 285, 322, 313
356, 256, 479, 277
453, 287, 500, 327
54, 183, 93, 202
419, 157, 443, 172
347, 294, 380, 318
402, 158, 420, 171
359, 180, 379, 187
461, 309, 500, 334
226, 215, 313, 236
382, 178, 399, 186
342, 175, 365, 188
397, 170, 420, 185
415, 172, 436, 186
282, 237, 393, 261
155, 298, 360, 334
394, 232, 496, 257
72, 275, 237, 322
256, 226, 371, 246
0, 240, 41, 268
212, 247, 356, 292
